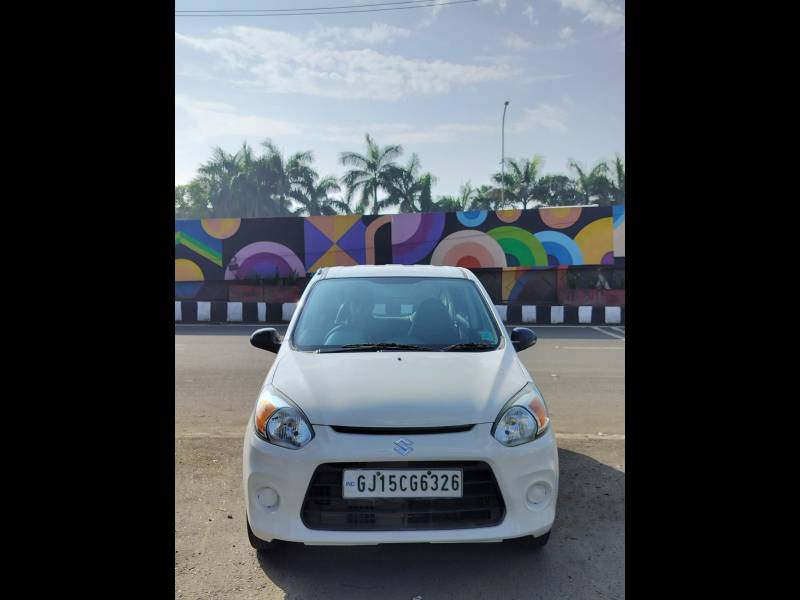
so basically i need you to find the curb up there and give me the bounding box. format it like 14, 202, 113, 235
175, 302, 624, 325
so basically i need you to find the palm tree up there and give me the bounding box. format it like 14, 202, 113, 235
383, 154, 438, 213
436, 182, 477, 212
292, 175, 352, 216
257, 140, 314, 217
196, 146, 242, 217
492, 155, 544, 210
469, 184, 504, 211
178, 137, 627, 218
340, 134, 403, 214
414, 173, 437, 213
568, 159, 614, 206
534, 174, 582, 206
611, 155, 625, 204
230, 142, 269, 217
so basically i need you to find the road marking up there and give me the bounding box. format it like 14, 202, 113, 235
591, 326, 625, 340
610, 326, 625, 334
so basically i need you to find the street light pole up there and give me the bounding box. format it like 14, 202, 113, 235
501, 100, 509, 207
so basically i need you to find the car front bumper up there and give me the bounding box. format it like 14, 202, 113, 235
243, 423, 558, 545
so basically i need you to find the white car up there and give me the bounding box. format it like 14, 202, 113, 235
243, 265, 558, 551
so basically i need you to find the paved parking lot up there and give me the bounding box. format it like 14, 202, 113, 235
176, 325, 624, 599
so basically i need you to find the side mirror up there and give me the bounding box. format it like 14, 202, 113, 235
510, 327, 537, 352
250, 328, 281, 354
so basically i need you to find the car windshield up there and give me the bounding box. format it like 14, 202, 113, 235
291, 276, 501, 352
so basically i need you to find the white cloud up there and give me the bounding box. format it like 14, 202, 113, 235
511, 104, 569, 133
504, 32, 533, 50
560, 26, 575, 41
309, 23, 411, 47
419, 0, 450, 28
175, 95, 302, 142
423, 0, 506, 28
322, 122, 494, 146
479, 0, 508, 11
557, 0, 625, 31
176, 26, 511, 100
523, 5, 539, 25
387, 123, 494, 145
520, 73, 574, 84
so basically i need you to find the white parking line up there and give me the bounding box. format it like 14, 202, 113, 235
591, 326, 625, 340
610, 326, 625, 334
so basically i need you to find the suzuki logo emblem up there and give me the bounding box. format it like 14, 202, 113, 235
393, 438, 414, 456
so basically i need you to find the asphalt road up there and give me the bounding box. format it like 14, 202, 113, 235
176, 325, 625, 599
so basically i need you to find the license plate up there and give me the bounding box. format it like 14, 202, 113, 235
342, 469, 463, 498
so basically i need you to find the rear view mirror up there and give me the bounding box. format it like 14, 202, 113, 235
510, 327, 537, 352
250, 328, 281, 354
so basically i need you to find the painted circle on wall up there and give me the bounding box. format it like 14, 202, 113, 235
456, 256, 482, 268
496, 209, 522, 223
487, 226, 548, 267
225, 242, 306, 280
534, 231, 584, 265
430, 230, 507, 268
540, 207, 583, 229
175, 259, 204, 282
201, 218, 241, 239
456, 210, 488, 227
574, 217, 613, 264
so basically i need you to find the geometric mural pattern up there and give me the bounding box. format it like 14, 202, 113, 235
304, 215, 366, 271
176, 205, 625, 282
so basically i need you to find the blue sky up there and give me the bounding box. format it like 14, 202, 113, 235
175, 0, 625, 199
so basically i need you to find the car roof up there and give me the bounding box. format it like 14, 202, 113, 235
320, 265, 470, 279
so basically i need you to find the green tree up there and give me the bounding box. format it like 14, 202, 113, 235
175, 181, 212, 219
250, 140, 313, 217
534, 174, 582, 206
436, 182, 477, 212
492, 155, 545, 209
292, 174, 352, 216
414, 173, 437, 213
568, 159, 615, 206
187, 140, 327, 218
384, 154, 438, 213
195, 146, 243, 217
469, 184, 504, 211
339, 134, 403, 214
177, 136, 625, 218
611, 155, 625, 204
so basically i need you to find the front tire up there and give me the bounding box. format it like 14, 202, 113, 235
247, 517, 284, 552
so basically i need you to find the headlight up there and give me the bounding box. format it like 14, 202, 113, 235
253, 386, 314, 449
491, 383, 551, 446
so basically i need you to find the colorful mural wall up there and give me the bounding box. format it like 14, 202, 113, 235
176, 205, 625, 300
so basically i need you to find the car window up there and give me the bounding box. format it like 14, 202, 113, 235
291, 276, 501, 350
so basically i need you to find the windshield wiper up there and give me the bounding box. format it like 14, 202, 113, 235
317, 342, 432, 353
440, 342, 497, 352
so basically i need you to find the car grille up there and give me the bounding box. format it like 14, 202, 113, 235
300, 461, 506, 531
330, 425, 474, 435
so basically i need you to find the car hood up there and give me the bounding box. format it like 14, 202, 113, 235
271, 346, 529, 427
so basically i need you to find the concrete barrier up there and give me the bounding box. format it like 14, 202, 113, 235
175, 302, 624, 325
494, 305, 508, 323
227, 302, 243, 322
